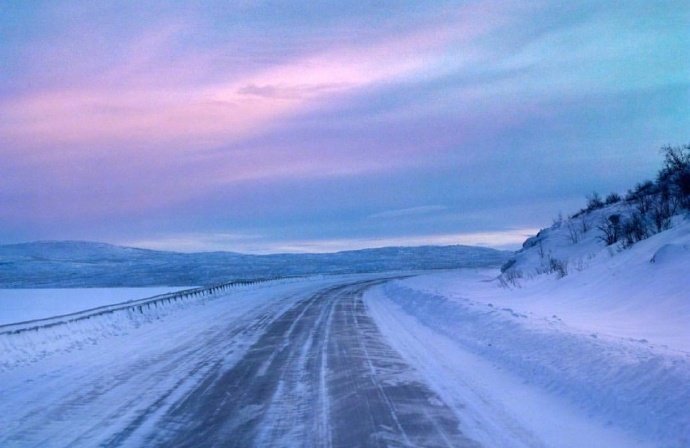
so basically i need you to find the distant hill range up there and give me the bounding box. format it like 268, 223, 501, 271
0, 241, 511, 287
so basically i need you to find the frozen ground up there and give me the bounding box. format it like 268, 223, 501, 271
0, 287, 194, 325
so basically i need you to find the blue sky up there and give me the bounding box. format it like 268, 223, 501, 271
0, 1, 688, 252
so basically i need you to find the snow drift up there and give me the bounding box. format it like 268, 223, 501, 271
366, 211, 690, 447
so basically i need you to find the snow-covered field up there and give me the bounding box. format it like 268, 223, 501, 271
365, 216, 690, 448
0, 287, 195, 325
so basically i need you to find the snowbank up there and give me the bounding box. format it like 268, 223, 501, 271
366, 217, 690, 447
368, 277, 689, 447
366, 286, 659, 448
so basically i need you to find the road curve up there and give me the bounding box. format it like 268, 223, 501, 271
1, 278, 479, 447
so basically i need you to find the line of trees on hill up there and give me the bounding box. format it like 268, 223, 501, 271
570, 144, 690, 248
500, 143, 689, 285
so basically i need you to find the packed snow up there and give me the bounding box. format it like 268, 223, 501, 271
365, 214, 690, 447
0, 287, 194, 325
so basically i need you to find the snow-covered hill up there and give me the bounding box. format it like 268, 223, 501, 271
497, 203, 690, 333
500, 144, 690, 292
502, 206, 688, 283
0, 241, 510, 287
363, 199, 690, 446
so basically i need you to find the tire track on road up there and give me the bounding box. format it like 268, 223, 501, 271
155, 279, 479, 447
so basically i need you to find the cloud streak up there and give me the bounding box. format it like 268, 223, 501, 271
0, 16, 462, 151
124, 228, 538, 254
1, 1, 687, 251
367, 206, 448, 220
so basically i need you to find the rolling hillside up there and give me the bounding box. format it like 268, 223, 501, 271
0, 241, 510, 287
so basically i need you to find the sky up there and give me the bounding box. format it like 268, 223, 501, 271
1, 1, 688, 253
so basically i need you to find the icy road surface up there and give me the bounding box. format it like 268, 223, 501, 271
0, 276, 478, 447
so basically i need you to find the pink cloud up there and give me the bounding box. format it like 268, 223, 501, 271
2, 28, 442, 151
0, 4, 510, 223
1, 2, 506, 153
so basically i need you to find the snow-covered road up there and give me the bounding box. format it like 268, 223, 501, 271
2, 272, 683, 447
0, 276, 477, 447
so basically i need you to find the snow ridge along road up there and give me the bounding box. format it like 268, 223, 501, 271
0, 276, 478, 447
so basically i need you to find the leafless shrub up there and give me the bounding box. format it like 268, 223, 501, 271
621, 212, 648, 248
566, 219, 581, 244
650, 198, 673, 233
597, 214, 621, 246
499, 269, 523, 288
549, 258, 569, 278
586, 192, 604, 211
605, 192, 621, 205
580, 215, 591, 233
537, 239, 545, 260
534, 257, 568, 278
658, 144, 690, 208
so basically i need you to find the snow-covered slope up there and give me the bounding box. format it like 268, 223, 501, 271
365, 213, 690, 447
0, 241, 510, 287
502, 204, 688, 280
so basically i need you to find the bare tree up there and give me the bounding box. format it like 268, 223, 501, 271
659, 144, 690, 208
